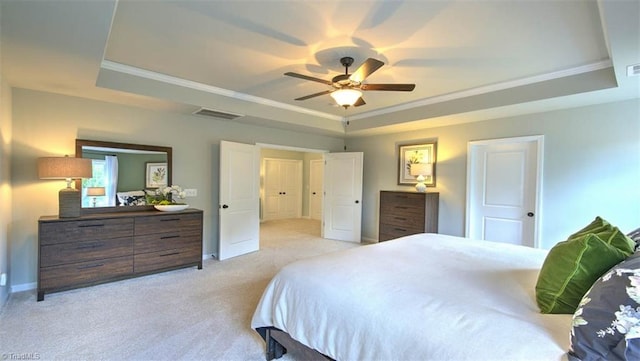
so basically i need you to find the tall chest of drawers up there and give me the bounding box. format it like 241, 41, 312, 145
38, 209, 203, 301
379, 191, 439, 242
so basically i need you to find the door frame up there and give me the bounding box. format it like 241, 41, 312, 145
465, 135, 544, 248
309, 159, 324, 220
256, 143, 328, 224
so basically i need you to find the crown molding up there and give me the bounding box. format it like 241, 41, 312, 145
100, 60, 343, 121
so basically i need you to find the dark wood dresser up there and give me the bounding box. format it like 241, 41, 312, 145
38, 208, 203, 301
379, 191, 439, 242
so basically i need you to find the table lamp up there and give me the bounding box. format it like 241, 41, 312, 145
410, 163, 433, 192
38, 155, 92, 217
86, 187, 106, 207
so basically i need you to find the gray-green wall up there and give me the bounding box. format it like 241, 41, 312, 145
346, 98, 640, 249
0, 80, 12, 306
9, 88, 345, 291
5, 87, 640, 293
83, 149, 167, 192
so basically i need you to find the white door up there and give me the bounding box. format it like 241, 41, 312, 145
465, 136, 543, 248
323, 152, 363, 243
279, 160, 302, 219
309, 159, 323, 220
219, 141, 260, 260
262, 158, 281, 221
262, 158, 302, 221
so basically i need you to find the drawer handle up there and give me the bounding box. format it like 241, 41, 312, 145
75, 243, 104, 250
77, 263, 104, 270
394, 228, 407, 232
395, 206, 409, 209
394, 217, 406, 221
160, 218, 180, 222
78, 224, 105, 228
159, 252, 180, 257
160, 235, 180, 240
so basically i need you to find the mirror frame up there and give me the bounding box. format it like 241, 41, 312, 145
75, 139, 173, 214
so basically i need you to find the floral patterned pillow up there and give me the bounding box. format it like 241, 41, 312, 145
568, 252, 640, 360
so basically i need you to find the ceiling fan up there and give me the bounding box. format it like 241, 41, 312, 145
284, 57, 416, 108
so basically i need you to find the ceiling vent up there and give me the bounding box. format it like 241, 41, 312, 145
192, 107, 244, 120
627, 63, 640, 77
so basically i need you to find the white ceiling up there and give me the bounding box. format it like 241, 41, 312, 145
1, 0, 638, 137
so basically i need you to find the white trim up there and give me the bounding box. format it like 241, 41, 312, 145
101, 60, 342, 121
465, 135, 544, 248
255, 143, 329, 154
103, 59, 610, 127
348, 60, 612, 121
11, 282, 37, 293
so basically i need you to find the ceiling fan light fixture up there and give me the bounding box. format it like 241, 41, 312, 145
330, 88, 362, 107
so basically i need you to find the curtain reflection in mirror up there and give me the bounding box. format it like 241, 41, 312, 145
104, 155, 118, 206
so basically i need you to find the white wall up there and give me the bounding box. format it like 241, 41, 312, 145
346, 99, 640, 249
0, 79, 12, 306
10, 88, 345, 290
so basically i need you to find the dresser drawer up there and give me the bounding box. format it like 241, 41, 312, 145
379, 191, 439, 242
39, 256, 133, 290
380, 192, 426, 210
134, 246, 201, 273
40, 237, 133, 267
134, 229, 201, 254
379, 222, 424, 239
380, 211, 425, 229
134, 213, 202, 235
39, 218, 134, 245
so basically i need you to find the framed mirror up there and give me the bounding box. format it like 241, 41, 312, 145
75, 139, 172, 213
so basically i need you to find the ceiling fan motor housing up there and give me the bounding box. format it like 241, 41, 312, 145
340, 57, 355, 69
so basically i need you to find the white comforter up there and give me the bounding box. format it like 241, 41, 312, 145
251, 233, 572, 361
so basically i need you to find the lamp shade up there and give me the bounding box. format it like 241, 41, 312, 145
330, 88, 362, 107
38, 156, 92, 179
86, 187, 106, 196
410, 163, 433, 177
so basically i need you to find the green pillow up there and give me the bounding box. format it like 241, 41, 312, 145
568, 216, 610, 239
535, 228, 634, 314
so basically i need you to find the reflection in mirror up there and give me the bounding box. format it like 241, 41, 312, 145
75, 139, 172, 212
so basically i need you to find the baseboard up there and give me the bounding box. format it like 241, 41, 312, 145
11, 282, 36, 293
361, 236, 378, 244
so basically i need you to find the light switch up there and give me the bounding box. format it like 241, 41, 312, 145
184, 188, 198, 197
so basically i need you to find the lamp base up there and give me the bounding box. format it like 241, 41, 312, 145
59, 187, 81, 218
415, 182, 427, 192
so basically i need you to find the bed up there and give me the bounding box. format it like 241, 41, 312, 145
251, 233, 573, 361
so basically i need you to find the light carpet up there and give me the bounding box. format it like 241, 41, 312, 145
0, 219, 360, 361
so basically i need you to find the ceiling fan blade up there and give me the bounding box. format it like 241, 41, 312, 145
361, 83, 416, 91
354, 97, 366, 107
349, 58, 384, 83
294, 90, 332, 101
284, 72, 332, 85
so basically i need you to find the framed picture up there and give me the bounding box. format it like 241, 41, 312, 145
145, 162, 168, 188
397, 141, 437, 186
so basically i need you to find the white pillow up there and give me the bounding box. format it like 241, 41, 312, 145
116, 190, 146, 206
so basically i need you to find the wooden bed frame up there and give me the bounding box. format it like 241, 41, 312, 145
256, 327, 333, 361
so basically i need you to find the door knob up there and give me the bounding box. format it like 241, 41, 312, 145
527, 212, 534, 217
355, 200, 360, 204
312, 192, 316, 195
221, 204, 229, 209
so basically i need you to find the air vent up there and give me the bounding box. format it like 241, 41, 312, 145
627, 63, 640, 77
193, 107, 243, 120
